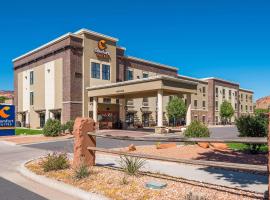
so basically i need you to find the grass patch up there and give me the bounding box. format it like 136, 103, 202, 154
228, 143, 268, 153
15, 128, 42, 135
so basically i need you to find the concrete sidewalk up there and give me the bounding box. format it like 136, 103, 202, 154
96, 153, 267, 194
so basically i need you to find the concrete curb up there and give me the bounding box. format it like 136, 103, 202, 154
18, 159, 110, 200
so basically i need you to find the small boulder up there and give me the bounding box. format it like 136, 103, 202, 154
197, 142, 209, 149
156, 143, 177, 149
128, 144, 136, 151
210, 143, 228, 150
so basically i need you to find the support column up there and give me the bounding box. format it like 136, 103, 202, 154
157, 89, 163, 127
186, 93, 192, 126
93, 97, 98, 122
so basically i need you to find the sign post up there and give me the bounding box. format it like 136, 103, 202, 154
0, 105, 15, 136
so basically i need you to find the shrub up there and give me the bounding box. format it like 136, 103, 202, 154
236, 115, 268, 153
184, 121, 210, 138
61, 123, 68, 133
42, 153, 70, 172
119, 155, 146, 175
65, 120, 75, 134
74, 163, 90, 179
42, 119, 62, 137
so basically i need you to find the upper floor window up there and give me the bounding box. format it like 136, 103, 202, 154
30, 92, 34, 105
246, 94, 248, 102
102, 64, 110, 80
202, 87, 206, 93
222, 89, 225, 98
194, 100, 197, 108
215, 88, 219, 97
142, 73, 149, 78
215, 101, 218, 110
229, 90, 231, 99
30, 71, 34, 85
126, 69, 133, 80
202, 100, 206, 108
91, 62, 100, 79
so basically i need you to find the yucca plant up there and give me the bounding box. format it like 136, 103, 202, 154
119, 155, 146, 175
74, 163, 90, 179
42, 152, 70, 172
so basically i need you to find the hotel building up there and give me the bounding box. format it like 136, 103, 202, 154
13, 28, 254, 129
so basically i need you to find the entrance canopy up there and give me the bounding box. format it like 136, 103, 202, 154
87, 75, 198, 98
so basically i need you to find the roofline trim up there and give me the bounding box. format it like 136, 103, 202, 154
178, 75, 208, 84
239, 88, 254, 93
125, 56, 178, 71
12, 32, 80, 62
74, 28, 119, 42
201, 77, 239, 86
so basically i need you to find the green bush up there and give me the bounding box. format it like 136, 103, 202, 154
65, 120, 75, 134
42, 119, 62, 137
74, 163, 90, 179
119, 155, 146, 175
42, 153, 70, 172
184, 121, 210, 138
236, 115, 268, 153
61, 123, 68, 133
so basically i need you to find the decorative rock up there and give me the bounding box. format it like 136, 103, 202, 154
210, 143, 228, 150
197, 142, 209, 149
128, 144, 136, 151
73, 118, 96, 168
145, 181, 167, 189
156, 143, 177, 149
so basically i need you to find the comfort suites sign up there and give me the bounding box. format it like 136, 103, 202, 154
0, 105, 15, 136
94, 39, 110, 59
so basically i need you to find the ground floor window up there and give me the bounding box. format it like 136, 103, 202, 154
54, 112, 61, 121
39, 113, 45, 128
126, 113, 134, 127
142, 113, 150, 127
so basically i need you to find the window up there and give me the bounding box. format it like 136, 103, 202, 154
235, 91, 238, 100
202, 101, 206, 108
142, 73, 149, 78
103, 98, 111, 104
202, 87, 206, 93
229, 90, 231, 99
202, 115, 206, 124
215, 88, 218, 97
235, 103, 237, 110
89, 97, 93, 102
246, 94, 248, 102
241, 105, 243, 111
102, 64, 110, 80
194, 100, 197, 108
142, 97, 149, 106
215, 101, 218, 110
30, 92, 34, 105
116, 98, 119, 104
222, 89, 225, 98
246, 105, 248, 111
126, 69, 133, 80
215, 116, 219, 124
250, 106, 253, 112
30, 71, 34, 85
91, 62, 100, 79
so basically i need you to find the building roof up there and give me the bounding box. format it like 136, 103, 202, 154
201, 77, 239, 86
12, 32, 80, 62
239, 88, 254, 93
125, 56, 178, 71
74, 28, 119, 42
178, 75, 208, 84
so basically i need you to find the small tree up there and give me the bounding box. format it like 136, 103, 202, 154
166, 96, 187, 126
43, 119, 62, 137
0, 96, 7, 103
220, 101, 234, 124
254, 108, 269, 116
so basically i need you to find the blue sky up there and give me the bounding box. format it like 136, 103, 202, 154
1, 0, 269, 100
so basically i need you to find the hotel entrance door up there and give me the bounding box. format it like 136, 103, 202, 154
142, 113, 150, 127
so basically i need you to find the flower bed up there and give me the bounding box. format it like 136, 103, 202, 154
26, 158, 262, 200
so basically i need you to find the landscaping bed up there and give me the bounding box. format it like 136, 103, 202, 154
120, 144, 267, 165
26, 158, 263, 200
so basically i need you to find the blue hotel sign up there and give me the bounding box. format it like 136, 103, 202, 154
0, 105, 15, 136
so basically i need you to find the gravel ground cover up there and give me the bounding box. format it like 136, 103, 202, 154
119, 144, 267, 165
26, 159, 264, 200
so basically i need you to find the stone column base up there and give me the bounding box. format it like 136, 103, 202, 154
155, 126, 168, 134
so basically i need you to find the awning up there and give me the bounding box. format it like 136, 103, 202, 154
87, 75, 198, 98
